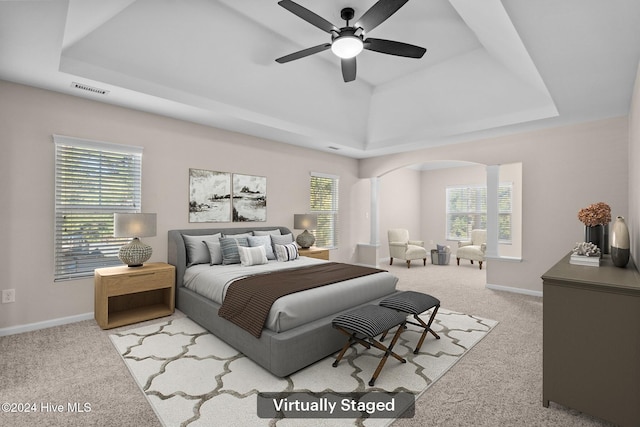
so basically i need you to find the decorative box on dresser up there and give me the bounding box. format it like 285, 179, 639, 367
95, 262, 175, 329
298, 247, 330, 260
541, 253, 640, 427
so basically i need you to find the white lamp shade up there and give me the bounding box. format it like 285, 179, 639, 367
331, 35, 363, 59
114, 213, 157, 238
294, 214, 317, 230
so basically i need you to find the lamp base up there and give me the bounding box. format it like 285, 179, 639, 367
118, 237, 152, 267
296, 230, 316, 249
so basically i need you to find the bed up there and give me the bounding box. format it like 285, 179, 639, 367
167, 226, 399, 377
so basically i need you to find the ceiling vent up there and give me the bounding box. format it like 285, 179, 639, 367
71, 82, 109, 95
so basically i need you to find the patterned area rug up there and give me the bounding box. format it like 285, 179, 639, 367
109, 309, 497, 426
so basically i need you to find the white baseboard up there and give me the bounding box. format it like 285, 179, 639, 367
486, 283, 543, 298
0, 312, 94, 337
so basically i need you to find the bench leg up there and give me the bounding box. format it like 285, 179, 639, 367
379, 323, 408, 342
405, 306, 440, 354
368, 321, 406, 386
332, 327, 371, 367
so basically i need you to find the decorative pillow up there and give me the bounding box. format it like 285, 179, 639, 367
275, 243, 299, 262
271, 233, 294, 246
247, 235, 276, 260
223, 232, 253, 238
220, 237, 249, 265
253, 229, 282, 236
182, 233, 221, 266
238, 245, 268, 266
203, 240, 224, 265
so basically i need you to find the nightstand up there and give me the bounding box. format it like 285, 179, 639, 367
298, 247, 330, 260
94, 262, 175, 329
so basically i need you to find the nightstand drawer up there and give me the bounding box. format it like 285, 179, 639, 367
103, 268, 173, 296
298, 247, 329, 260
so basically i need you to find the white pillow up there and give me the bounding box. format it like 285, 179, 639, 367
275, 243, 299, 262
238, 245, 268, 266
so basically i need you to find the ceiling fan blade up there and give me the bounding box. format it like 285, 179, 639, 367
364, 38, 426, 58
356, 0, 410, 33
276, 43, 331, 63
341, 57, 356, 82
278, 0, 337, 34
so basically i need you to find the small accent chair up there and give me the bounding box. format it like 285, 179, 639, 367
388, 229, 427, 268
456, 229, 487, 270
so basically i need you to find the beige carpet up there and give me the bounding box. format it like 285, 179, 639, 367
0, 260, 615, 426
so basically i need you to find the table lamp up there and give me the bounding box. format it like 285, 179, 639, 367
294, 214, 318, 249
114, 213, 157, 267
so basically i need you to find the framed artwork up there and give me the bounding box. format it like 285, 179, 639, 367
232, 173, 267, 222
189, 169, 231, 222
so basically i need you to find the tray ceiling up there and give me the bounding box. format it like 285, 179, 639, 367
1, 0, 639, 158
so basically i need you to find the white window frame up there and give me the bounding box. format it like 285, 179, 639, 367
53, 135, 143, 281
310, 172, 339, 249
446, 183, 512, 243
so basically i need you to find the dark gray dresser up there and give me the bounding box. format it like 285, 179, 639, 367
542, 253, 640, 426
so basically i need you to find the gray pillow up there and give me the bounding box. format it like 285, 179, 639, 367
203, 241, 223, 265
220, 237, 249, 265
271, 233, 293, 246
182, 233, 221, 266
253, 229, 282, 236
248, 235, 276, 260
223, 232, 253, 238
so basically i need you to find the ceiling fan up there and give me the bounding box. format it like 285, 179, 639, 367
275, 0, 426, 83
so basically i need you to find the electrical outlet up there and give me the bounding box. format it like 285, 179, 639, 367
2, 289, 15, 303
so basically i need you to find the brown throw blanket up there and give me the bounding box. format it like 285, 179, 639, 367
217, 262, 386, 338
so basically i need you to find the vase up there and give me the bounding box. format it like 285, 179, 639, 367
603, 223, 610, 254
610, 216, 630, 268
584, 225, 604, 256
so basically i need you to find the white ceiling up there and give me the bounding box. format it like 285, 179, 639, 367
1, 0, 639, 158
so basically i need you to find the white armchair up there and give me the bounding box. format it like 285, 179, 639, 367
456, 229, 487, 270
388, 229, 427, 268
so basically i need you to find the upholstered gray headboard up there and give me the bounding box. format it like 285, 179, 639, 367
167, 226, 292, 288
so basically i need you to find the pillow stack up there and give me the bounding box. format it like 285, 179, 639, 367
182, 229, 303, 266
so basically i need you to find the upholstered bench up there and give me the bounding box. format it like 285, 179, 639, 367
332, 304, 408, 386
379, 291, 441, 354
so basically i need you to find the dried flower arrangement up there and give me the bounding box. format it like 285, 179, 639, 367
577, 202, 611, 227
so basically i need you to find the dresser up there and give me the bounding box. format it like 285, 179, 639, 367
542, 253, 640, 426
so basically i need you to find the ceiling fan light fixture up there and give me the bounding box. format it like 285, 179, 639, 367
331, 35, 363, 59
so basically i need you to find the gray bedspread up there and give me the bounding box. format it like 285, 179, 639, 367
183, 257, 398, 333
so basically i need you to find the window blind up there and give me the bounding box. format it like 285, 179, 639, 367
446, 183, 512, 242
54, 135, 143, 280
310, 172, 339, 249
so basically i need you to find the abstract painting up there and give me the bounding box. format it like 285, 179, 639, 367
189, 169, 231, 222
232, 174, 266, 222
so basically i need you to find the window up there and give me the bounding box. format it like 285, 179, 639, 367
446, 183, 512, 243
54, 135, 143, 280
310, 173, 339, 248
